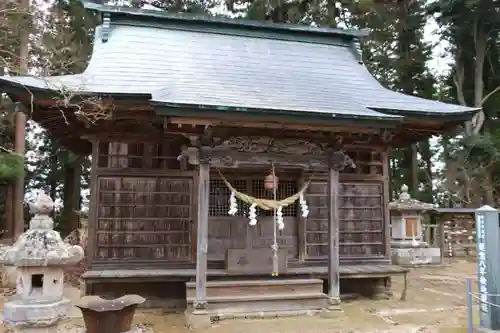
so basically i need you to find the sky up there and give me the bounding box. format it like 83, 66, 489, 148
424, 16, 452, 75
422, 16, 450, 178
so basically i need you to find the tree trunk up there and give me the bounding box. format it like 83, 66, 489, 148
49, 140, 58, 201
419, 139, 433, 202
396, 0, 419, 199
61, 158, 81, 237
471, 17, 487, 135
410, 144, 419, 198
442, 136, 452, 207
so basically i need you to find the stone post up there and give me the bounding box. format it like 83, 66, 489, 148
475, 205, 500, 330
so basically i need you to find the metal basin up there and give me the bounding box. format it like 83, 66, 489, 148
75, 294, 145, 333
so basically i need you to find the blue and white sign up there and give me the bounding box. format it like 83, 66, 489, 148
475, 205, 500, 330
476, 213, 488, 314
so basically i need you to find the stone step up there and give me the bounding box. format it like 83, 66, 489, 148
185, 278, 323, 298
186, 293, 328, 314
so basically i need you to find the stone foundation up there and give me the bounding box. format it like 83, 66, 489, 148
391, 247, 441, 266
8, 326, 153, 333
3, 297, 71, 328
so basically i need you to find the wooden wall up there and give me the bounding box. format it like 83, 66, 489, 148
89, 137, 196, 268
88, 138, 389, 269
305, 179, 384, 261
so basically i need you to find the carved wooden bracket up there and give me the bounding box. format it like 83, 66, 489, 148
178, 136, 355, 170
177, 136, 323, 168
178, 146, 329, 168
330, 150, 356, 171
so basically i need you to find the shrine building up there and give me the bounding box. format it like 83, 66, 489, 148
0, 1, 478, 320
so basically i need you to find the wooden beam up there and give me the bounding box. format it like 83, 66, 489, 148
169, 116, 380, 134
203, 150, 328, 169
179, 137, 333, 169
194, 160, 210, 312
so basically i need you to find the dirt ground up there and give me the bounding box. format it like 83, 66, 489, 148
0, 261, 478, 333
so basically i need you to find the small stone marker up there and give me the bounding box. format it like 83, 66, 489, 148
475, 205, 500, 330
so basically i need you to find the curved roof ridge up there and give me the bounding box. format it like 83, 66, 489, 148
0, 18, 478, 121
81, 0, 367, 40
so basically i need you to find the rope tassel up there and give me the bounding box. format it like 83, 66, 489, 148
216, 169, 313, 211
216, 167, 314, 276
271, 163, 278, 276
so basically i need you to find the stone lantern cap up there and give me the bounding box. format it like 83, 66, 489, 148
388, 184, 436, 212
0, 191, 84, 267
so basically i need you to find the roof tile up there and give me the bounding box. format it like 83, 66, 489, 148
0, 20, 478, 119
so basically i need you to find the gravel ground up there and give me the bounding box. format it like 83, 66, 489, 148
0, 261, 478, 333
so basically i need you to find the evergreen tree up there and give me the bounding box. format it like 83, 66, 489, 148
429, 0, 500, 206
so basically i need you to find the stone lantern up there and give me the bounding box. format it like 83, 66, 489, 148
0, 191, 84, 330
389, 184, 437, 265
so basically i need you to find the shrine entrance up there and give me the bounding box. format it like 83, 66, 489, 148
211, 162, 315, 276
181, 136, 354, 317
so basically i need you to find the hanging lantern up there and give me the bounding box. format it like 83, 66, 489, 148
264, 173, 279, 190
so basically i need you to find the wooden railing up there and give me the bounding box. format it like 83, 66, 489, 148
422, 222, 476, 262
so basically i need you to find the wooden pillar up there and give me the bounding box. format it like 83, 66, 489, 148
13, 106, 26, 238
382, 150, 391, 260
86, 140, 99, 272
439, 221, 445, 265
194, 157, 210, 312
327, 150, 353, 306
327, 155, 340, 305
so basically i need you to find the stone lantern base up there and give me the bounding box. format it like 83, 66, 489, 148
391, 245, 441, 266
3, 296, 71, 328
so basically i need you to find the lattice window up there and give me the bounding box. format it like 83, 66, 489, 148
209, 179, 248, 216
151, 143, 186, 170
97, 140, 188, 170
98, 142, 144, 168
209, 179, 297, 217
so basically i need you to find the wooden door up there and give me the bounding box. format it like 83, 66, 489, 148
247, 179, 298, 258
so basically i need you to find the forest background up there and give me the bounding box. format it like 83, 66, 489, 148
0, 0, 499, 234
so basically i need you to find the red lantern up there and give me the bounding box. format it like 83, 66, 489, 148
264, 173, 279, 190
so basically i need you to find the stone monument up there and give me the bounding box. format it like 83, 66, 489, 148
0, 191, 84, 331
474, 205, 500, 330
389, 184, 438, 265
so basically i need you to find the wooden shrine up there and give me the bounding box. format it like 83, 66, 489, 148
0, 1, 479, 321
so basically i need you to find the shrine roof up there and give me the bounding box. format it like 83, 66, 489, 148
0, 2, 479, 123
